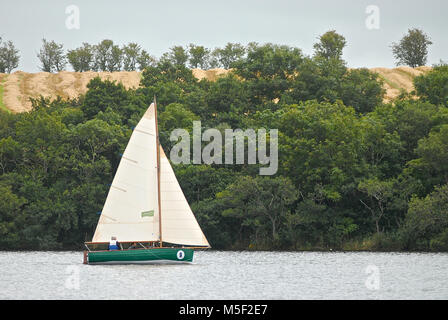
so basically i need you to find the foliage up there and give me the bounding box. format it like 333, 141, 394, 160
0, 38, 20, 74
401, 184, 448, 250
211, 43, 246, 69
67, 43, 94, 72
339, 68, 385, 113
93, 39, 123, 72
67, 41, 154, 72
313, 30, 346, 60
37, 39, 66, 72
217, 176, 297, 247
137, 50, 157, 70
391, 28, 432, 67
1, 36, 448, 251
162, 46, 189, 67
414, 64, 448, 107
234, 43, 303, 104
358, 178, 395, 234
122, 43, 142, 71
409, 124, 448, 189
188, 44, 211, 69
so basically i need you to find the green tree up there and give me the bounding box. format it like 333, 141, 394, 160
401, 184, 448, 250
411, 124, 448, 186
0, 137, 21, 174
274, 101, 365, 199
67, 43, 94, 72
74, 118, 125, 164
141, 60, 197, 86
371, 100, 448, 161
140, 60, 198, 107
122, 43, 141, 71
283, 198, 327, 248
175, 165, 236, 203
359, 112, 403, 178
313, 30, 346, 60
285, 56, 347, 104
339, 68, 385, 113
37, 39, 66, 72
212, 43, 246, 69
93, 40, 123, 72
162, 46, 189, 66
188, 44, 210, 69
414, 64, 448, 107
0, 184, 27, 248
0, 38, 20, 73
204, 74, 250, 124
158, 102, 199, 152
358, 178, 395, 235
82, 77, 146, 126
391, 28, 432, 67
234, 43, 303, 103
137, 50, 157, 70
218, 176, 298, 245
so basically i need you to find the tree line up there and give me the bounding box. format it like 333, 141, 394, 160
0, 28, 436, 74
1, 31, 448, 252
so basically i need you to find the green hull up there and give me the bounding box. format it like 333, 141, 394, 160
87, 248, 194, 264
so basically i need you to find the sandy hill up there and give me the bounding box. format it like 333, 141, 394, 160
370, 66, 431, 101
0, 67, 430, 113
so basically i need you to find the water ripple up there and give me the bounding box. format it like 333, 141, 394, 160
0, 251, 447, 299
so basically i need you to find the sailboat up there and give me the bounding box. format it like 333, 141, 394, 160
83, 99, 210, 264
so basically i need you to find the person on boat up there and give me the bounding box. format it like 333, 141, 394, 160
108, 236, 120, 251
128, 242, 139, 250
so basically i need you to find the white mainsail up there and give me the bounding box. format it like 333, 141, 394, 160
92, 104, 159, 242
92, 103, 210, 247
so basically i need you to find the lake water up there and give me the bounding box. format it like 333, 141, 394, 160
0, 250, 447, 299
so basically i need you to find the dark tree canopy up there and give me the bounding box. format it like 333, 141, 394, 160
414, 65, 448, 107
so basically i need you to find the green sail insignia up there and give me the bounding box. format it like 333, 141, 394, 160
141, 210, 154, 218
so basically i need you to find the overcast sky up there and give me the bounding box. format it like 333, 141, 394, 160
1, 0, 447, 72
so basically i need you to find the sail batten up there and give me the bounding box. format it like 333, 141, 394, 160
91, 102, 210, 248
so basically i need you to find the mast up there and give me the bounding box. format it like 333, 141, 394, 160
154, 96, 163, 247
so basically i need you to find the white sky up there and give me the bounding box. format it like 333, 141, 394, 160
0, 0, 447, 72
